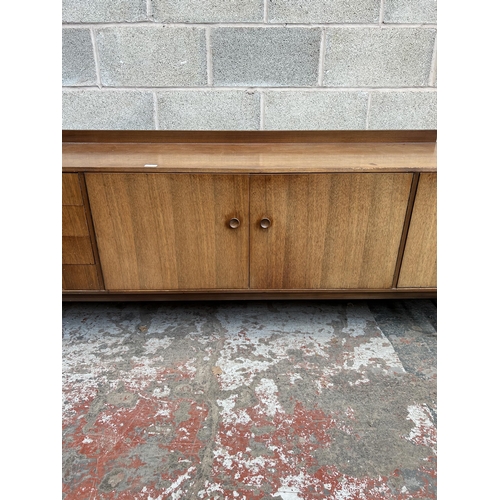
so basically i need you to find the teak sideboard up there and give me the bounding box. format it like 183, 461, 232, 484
62, 130, 437, 301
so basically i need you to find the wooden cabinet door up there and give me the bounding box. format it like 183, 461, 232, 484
85, 173, 249, 290
250, 174, 412, 289
398, 173, 437, 288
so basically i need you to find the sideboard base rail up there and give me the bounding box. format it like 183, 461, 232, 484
63, 289, 437, 302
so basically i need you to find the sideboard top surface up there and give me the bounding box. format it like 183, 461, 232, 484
62, 130, 437, 173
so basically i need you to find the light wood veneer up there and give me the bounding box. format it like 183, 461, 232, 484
62, 131, 437, 300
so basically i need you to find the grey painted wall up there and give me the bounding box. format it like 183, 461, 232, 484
62, 0, 437, 130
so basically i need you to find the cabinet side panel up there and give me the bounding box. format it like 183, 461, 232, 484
85, 173, 249, 290
250, 173, 412, 289
398, 173, 437, 288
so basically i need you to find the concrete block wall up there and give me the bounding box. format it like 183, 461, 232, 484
62, 0, 437, 130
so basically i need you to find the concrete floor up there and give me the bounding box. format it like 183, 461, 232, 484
62, 299, 437, 500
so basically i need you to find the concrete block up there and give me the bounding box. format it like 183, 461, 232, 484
368, 91, 437, 129
324, 28, 436, 87
384, 0, 437, 24
152, 0, 263, 22
269, 0, 380, 23
263, 91, 368, 130
431, 55, 437, 87
96, 27, 207, 87
62, 0, 147, 23
212, 28, 321, 87
157, 90, 260, 130
62, 29, 96, 86
62, 90, 155, 129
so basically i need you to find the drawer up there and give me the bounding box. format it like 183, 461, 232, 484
63, 265, 100, 290
63, 237, 95, 264
62, 181, 96, 265
63, 206, 89, 236
62, 174, 83, 205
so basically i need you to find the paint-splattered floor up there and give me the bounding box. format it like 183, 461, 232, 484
62, 300, 437, 500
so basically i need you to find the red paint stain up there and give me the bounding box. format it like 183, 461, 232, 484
63, 395, 208, 499
208, 391, 436, 499
408, 421, 437, 451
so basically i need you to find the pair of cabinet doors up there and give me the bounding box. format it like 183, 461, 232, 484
86, 172, 420, 291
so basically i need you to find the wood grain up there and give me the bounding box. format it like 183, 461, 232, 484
62, 132, 437, 297
62, 175, 96, 265
63, 265, 100, 290
62, 174, 83, 205
391, 173, 420, 287
62, 206, 89, 236
250, 174, 413, 289
63, 130, 437, 144
398, 173, 437, 288
63, 142, 437, 173
78, 173, 105, 289
85, 173, 249, 290
63, 237, 95, 264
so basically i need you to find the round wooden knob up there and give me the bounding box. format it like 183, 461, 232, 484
229, 218, 240, 229
260, 218, 271, 229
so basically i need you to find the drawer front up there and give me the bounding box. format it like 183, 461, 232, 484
62, 206, 89, 236
63, 237, 95, 264
63, 265, 100, 290
62, 206, 95, 264
62, 174, 98, 270
62, 174, 83, 206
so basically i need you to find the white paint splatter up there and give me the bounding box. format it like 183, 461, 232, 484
341, 304, 374, 337
127, 357, 167, 390
272, 471, 309, 498
143, 337, 173, 354
152, 386, 171, 398
147, 307, 217, 338
213, 445, 272, 476
272, 491, 302, 500
343, 337, 405, 374
255, 379, 282, 418
159, 466, 196, 499
333, 476, 393, 500
179, 358, 197, 377
217, 395, 252, 425
404, 404, 437, 454
348, 376, 371, 386
215, 322, 335, 391
197, 482, 224, 497
315, 377, 334, 392
214, 304, 404, 391
334, 477, 366, 500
